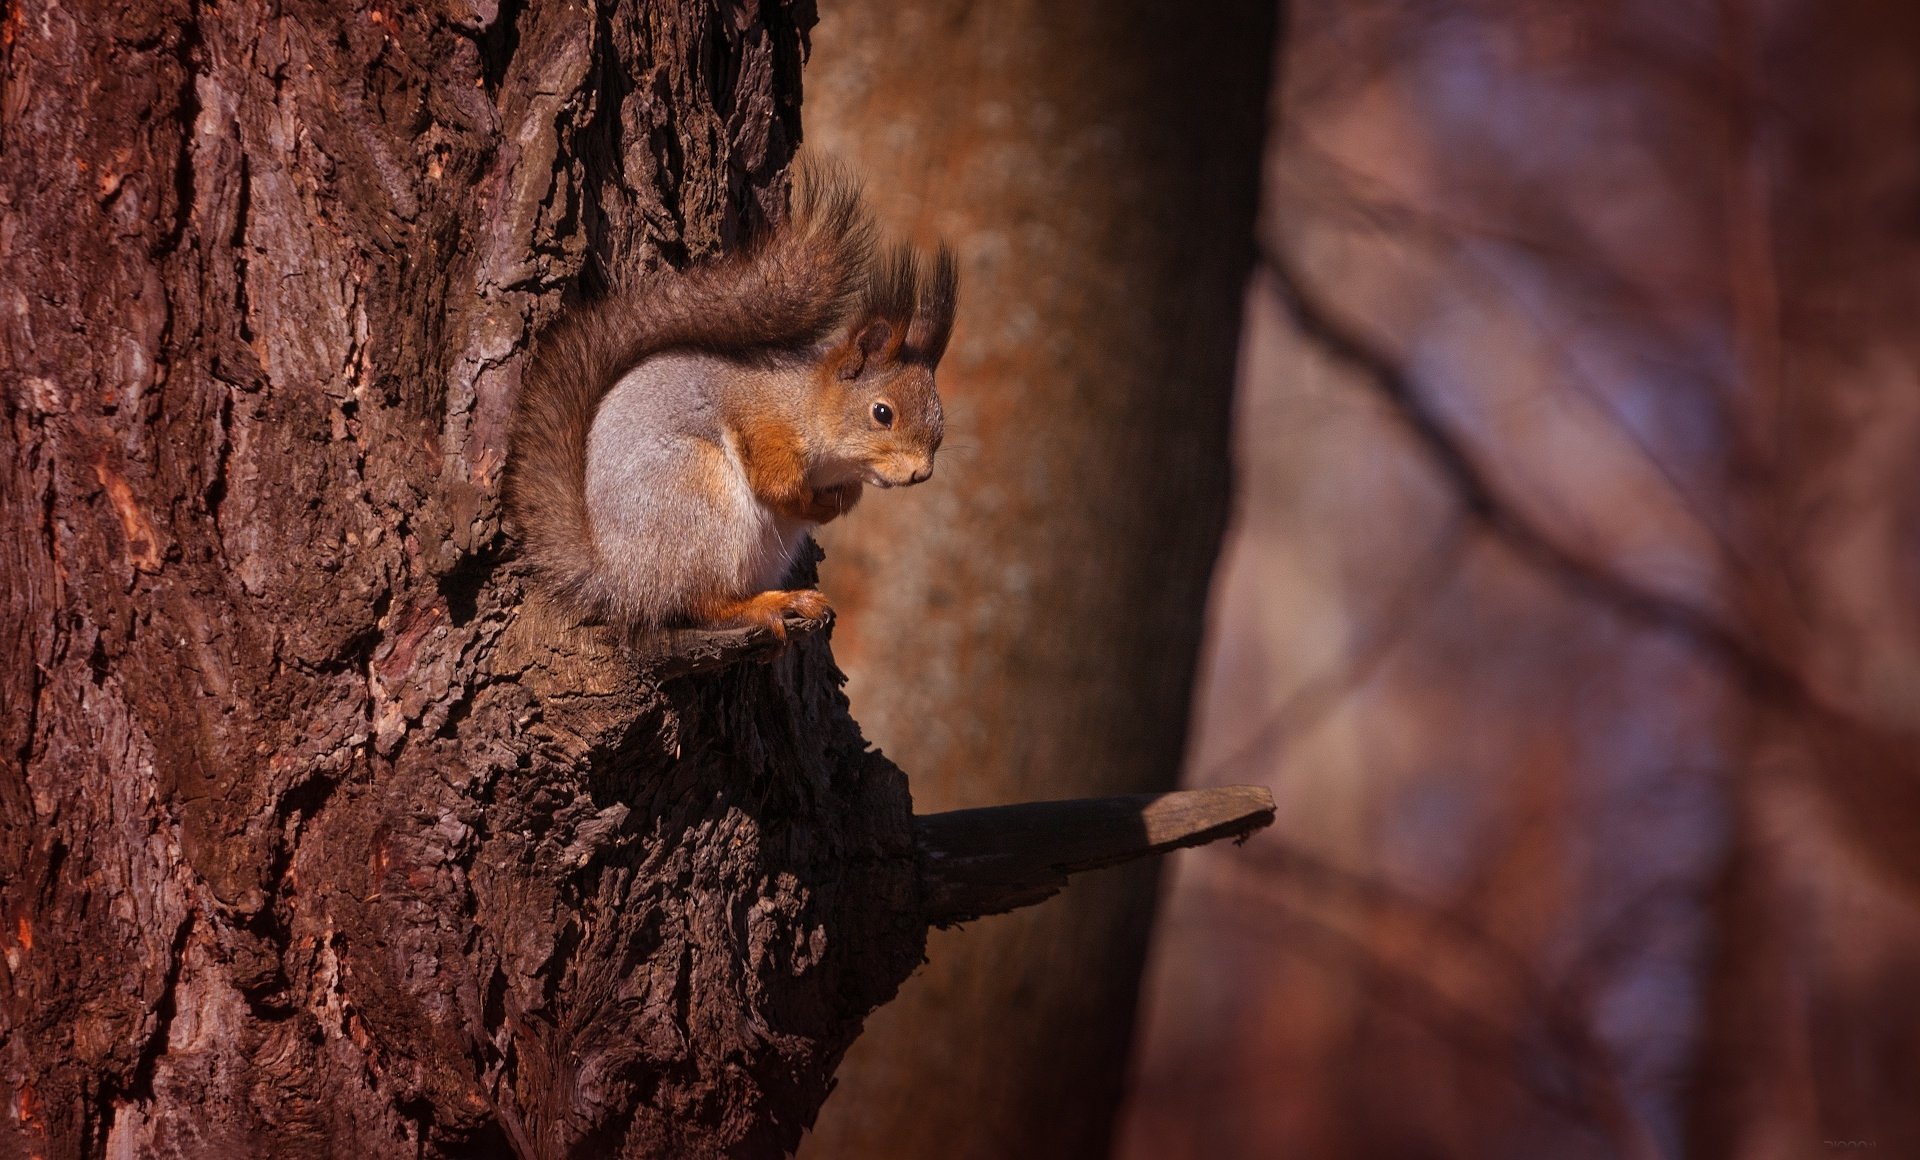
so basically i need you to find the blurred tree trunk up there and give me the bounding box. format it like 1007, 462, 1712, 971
1689, 1, 1920, 1154
798, 4, 1276, 1158
0, 3, 931, 1156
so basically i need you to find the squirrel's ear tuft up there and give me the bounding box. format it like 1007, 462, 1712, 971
864, 241, 957, 368
870, 242, 922, 333
784, 157, 958, 369
906, 244, 959, 367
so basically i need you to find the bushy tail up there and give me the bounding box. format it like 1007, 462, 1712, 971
503, 164, 877, 623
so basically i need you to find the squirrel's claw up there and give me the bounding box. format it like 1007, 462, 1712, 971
655, 588, 834, 667
753, 590, 833, 658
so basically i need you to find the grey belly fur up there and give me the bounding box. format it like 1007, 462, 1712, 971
584, 352, 809, 622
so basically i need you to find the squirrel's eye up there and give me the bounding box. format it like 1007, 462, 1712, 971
871, 401, 894, 428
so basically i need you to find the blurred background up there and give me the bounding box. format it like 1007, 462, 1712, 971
804, 1, 1920, 1157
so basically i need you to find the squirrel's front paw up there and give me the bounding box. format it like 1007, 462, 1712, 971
796, 482, 863, 524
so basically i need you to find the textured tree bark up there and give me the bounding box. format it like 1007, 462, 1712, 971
0, 3, 1281, 1157
798, 3, 1277, 1157
0, 2, 927, 1156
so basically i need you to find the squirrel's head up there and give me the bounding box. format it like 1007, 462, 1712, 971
814, 243, 957, 490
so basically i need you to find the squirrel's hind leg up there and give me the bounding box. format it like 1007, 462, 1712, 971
689, 588, 832, 643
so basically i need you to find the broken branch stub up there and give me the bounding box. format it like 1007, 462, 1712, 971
915, 785, 1278, 925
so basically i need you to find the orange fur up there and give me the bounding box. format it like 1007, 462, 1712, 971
504, 159, 959, 631
798, 481, 863, 524
733, 412, 813, 517
732, 410, 865, 524
687, 588, 832, 641
504, 164, 876, 625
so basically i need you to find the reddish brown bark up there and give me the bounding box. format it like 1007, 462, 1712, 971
0, 2, 928, 1156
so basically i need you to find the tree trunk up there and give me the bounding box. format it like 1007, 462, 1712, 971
0, 3, 918, 1155
1688, 1, 1920, 1152
1, 4, 1277, 1157
797, 3, 1277, 1158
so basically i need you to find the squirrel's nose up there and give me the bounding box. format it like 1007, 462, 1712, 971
909, 465, 933, 485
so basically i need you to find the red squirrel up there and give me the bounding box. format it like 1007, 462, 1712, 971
504, 167, 957, 640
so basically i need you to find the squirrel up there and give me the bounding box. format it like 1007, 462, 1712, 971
503, 167, 957, 641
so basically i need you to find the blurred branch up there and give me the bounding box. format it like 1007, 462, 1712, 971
1258, 239, 1801, 706
1207, 843, 1669, 1160
1261, 240, 1920, 891
1197, 518, 1469, 785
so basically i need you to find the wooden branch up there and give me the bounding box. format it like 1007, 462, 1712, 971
634, 614, 833, 679
916, 785, 1277, 925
